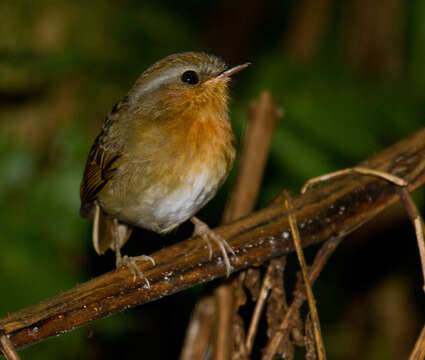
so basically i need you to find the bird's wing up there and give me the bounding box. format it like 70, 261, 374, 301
79, 134, 122, 218
82, 141, 133, 255
80, 99, 130, 218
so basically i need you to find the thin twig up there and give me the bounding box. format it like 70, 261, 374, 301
409, 323, 425, 360
244, 206, 288, 358
1, 127, 425, 353
300, 166, 425, 360
262, 236, 343, 360
303, 166, 425, 290
179, 296, 215, 360
0, 333, 20, 360
222, 90, 283, 221
284, 191, 326, 360
245, 263, 273, 356
301, 166, 408, 194
264, 167, 423, 360
214, 283, 234, 360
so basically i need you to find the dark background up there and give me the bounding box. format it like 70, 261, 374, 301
1, 0, 425, 359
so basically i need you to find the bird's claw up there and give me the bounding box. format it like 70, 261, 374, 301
191, 217, 234, 277
118, 255, 155, 288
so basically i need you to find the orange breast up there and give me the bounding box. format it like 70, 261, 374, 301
99, 104, 236, 232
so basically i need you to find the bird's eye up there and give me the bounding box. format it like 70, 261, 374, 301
181, 70, 199, 85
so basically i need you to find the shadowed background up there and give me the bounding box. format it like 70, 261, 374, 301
1, 0, 425, 359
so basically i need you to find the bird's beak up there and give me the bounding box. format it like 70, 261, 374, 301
216, 63, 250, 79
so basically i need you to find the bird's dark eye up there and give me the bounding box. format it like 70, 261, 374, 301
181, 70, 199, 85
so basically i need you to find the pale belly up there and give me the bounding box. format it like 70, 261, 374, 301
99, 164, 227, 233
136, 166, 223, 232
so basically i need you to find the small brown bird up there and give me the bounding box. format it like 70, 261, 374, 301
80, 52, 248, 283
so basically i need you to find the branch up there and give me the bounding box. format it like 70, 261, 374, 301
1, 128, 425, 353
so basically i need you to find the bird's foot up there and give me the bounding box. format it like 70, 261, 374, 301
116, 254, 155, 288
191, 216, 235, 277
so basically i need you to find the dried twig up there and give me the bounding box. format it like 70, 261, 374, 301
301, 167, 407, 194
262, 236, 343, 360
303, 166, 425, 290
295, 165, 425, 360
284, 191, 326, 360
222, 90, 283, 221
409, 323, 425, 360
264, 257, 290, 357
179, 296, 215, 360
0, 333, 20, 360
1, 127, 425, 354
245, 264, 273, 356
214, 283, 234, 360
305, 315, 317, 360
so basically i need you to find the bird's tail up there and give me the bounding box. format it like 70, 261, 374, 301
93, 203, 133, 255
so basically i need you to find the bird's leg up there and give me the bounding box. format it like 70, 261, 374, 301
114, 224, 123, 268
191, 216, 235, 277
112, 219, 155, 287
112, 219, 130, 267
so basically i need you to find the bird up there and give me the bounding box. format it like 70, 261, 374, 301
80, 52, 249, 285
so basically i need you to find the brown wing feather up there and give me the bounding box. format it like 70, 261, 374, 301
79, 135, 121, 218
80, 98, 130, 218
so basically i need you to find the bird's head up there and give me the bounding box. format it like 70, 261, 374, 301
128, 52, 249, 120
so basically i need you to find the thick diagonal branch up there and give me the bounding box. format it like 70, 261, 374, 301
1, 127, 425, 353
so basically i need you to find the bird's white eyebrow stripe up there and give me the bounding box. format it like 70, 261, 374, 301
131, 66, 195, 102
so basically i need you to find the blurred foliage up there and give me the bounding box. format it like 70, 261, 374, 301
1, 0, 425, 359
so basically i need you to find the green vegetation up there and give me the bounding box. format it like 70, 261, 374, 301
1, 1, 424, 358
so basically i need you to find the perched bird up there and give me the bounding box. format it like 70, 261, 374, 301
80, 52, 248, 283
